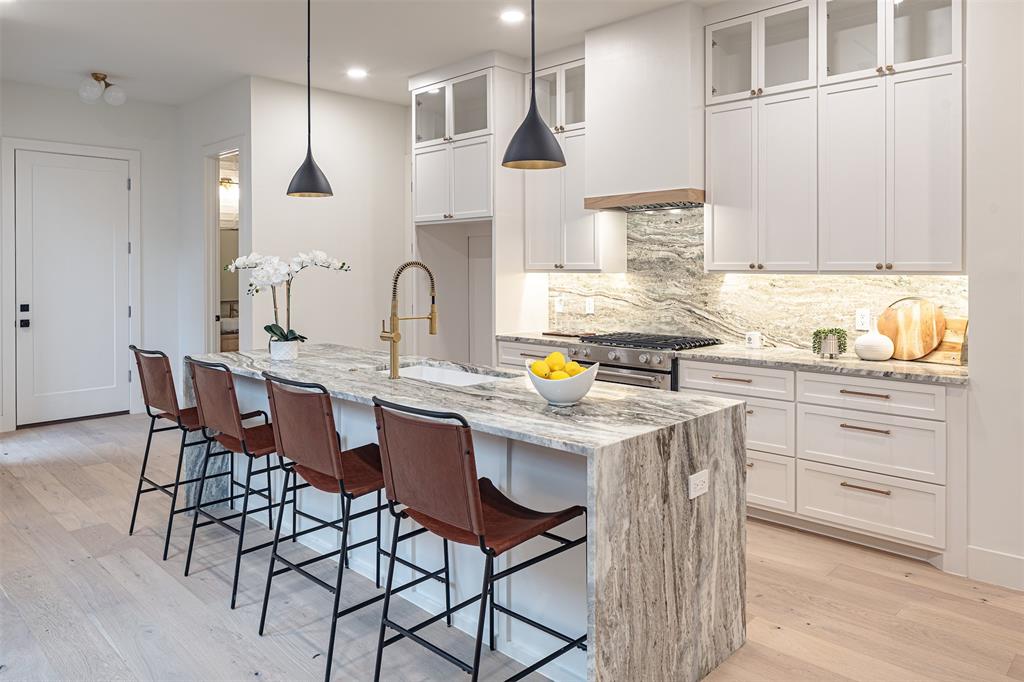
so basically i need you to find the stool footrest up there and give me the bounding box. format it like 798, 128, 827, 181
383, 618, 474, 674
507, 635, 588, 682
492, 602, 586, 651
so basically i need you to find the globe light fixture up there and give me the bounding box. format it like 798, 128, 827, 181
78, 72, 128, 106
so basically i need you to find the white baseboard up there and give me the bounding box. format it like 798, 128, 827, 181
967, 545, 1024, 590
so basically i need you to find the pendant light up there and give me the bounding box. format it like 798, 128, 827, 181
501, 0, 565, 169
287, 0, 333, 197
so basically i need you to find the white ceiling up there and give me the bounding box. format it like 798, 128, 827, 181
0, 0, 705, 106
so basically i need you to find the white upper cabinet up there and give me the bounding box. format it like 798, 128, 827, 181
413, 145, 451, 223
706, 100, 758, 270
413, 70, 491, 148
524, 59, 585, 132
560, 131, 599, 269
707, 1, 816, 105
819, 0, 961, 85
413, 137, 492, 223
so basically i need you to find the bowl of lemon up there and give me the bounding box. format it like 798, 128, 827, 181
525, 351, 598, 407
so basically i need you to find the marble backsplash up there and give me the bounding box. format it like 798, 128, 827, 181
548, 209, 968, 349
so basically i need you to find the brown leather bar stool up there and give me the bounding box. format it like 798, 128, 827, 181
372, 397, 588, 682
128, 345, 218, 560
183, 356, 286, 609
259, 372, 452, 682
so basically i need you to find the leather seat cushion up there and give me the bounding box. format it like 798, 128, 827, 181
215, 422, 276, 457
296, 443, 384, 497
157, 407, 203, 432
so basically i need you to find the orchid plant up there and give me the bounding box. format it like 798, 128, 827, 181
226, 250, 350, 343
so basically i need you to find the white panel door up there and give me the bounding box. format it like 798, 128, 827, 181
561, 131, 600, 271
886, 65, 962, 271
524, 164, 563, 270
15, 150, 130, 425
818, 78, 886, 270
758, 89, 818, 271
706, 100, 758, 271
451, 137, 492, 220
413, 146, 450, 222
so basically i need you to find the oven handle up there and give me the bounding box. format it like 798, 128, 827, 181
595, 370, 660, 385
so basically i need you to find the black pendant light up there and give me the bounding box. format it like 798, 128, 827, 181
287, 0, 333, 197
502, 0, 565, 170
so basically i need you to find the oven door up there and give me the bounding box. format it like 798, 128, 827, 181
583, 363, 672, 390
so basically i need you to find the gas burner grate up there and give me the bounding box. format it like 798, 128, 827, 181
579, 332, 722, 351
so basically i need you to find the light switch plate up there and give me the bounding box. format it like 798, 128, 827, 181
855, 308, 871, 331
688, 469, 709, 499
584, 298, 595, 315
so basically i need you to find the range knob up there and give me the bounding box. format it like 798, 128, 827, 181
569, 346, 578, 357
580, 347, 591, 358
607, 350, 620, 361
638, 353, 650, 364
651, 354, 664, 365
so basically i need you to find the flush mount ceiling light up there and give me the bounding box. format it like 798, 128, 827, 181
500, 8, 525, 24
287, 0, 333, 197
346, 66, 368, 80
502, 0, 564, 170
78, 72, 127, 106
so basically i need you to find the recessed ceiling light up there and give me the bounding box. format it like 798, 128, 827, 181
500, 8, 525, 24
346, 67, 368, 80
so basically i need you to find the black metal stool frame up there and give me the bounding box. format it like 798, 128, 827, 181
371, 399, 588, 682
257, 373, 453, 682
182, 357, 289, 609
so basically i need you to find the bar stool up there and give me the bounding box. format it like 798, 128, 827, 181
259, 372, 452, 682
371, 397, 588, 682
127, 346, 216, 560
183, 356, 285, 609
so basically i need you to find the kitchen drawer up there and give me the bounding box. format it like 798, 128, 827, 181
797, 460, 946, 548
678, 361, 795, 401
797, 373, 946, 421
746, 450, 796, 512
497, 341, 568, 369
681, 389, 795, 456
798, 405, 946, 484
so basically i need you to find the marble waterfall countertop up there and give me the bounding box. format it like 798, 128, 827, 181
190, 343, 743, 456
497, 332, 969, 385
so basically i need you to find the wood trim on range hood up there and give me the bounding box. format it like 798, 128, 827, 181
583, 188, 706, 211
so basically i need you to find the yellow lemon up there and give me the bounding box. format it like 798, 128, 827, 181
530, 360, 551, 378
549, 370, 570, 381
544, 351, 566, 371
564, 361, 584, 376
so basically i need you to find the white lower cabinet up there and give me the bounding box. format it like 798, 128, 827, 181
413, 136, 492, 223
497, 340, 569, 369
746, 450, 796, 512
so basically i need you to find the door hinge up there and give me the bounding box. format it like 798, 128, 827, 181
128, 369, 132, 383
127, 241, 132, 254
127, 178, 132, 191
128, 305, 132, 318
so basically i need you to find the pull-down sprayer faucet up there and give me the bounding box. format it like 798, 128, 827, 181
379, 261, 438, 379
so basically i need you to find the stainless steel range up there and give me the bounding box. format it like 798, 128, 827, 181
569, 332, 722, 391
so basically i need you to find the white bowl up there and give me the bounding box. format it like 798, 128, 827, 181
525, 360, 599, 406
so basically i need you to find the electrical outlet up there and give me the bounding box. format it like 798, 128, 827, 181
688, 469, 709, 499
584, 297, 595, 315
855, 308, 871, 331
554, 296, 565, 313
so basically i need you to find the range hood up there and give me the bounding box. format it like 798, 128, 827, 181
583, 2, 705, 212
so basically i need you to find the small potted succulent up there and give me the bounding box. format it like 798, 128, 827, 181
227, 250, 349, 360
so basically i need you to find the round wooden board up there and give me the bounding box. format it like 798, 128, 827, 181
877, 297, 947, 360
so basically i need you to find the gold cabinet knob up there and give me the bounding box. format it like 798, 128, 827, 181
875, 263, 884, 270
876, 66, 884, 74
749, 263, 756, 269
756, 263, 764, 269
886, 65, 895, 72
885, 263, 893, 270
750, 89, 757, 96
756, 88, 763, 95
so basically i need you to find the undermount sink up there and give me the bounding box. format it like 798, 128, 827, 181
383, 364, 501, 387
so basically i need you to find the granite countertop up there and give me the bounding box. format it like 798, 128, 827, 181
496, 332, 969, 385
190, 344, 742, 457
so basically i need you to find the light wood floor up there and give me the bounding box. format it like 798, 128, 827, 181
1, 414, 1022, 682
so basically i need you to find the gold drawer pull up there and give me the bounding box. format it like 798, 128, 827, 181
745, 409, 754, 415
745, 462, 754, 468
519, 352, 548, 359
840, 481, 891, 496
713, 375, 753, 384
840, 422, 892, 436
839, 388, 891, 400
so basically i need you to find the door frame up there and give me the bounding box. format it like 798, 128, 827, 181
1, 137, 142, 432
202, 137, 246, 355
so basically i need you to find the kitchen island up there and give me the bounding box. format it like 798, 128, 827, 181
182, 344, 746, 681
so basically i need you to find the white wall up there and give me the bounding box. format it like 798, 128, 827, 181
248, 77, 409, 351
964, 0, 1024, 590
1, 80, 182, 400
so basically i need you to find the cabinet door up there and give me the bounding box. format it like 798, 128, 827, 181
818, 78, 886, 270
413, 146, 450, 223
886, 65, 962, 271
562, 61, 586, 131
705, 101, 758, 271
524, 162, 563, 270
451, 71, 491, 141
529, 67, 560, 131
561, 131, 600, 270
819, 0, 886, 85
758, 90, 817, 271
413, 84, 448, 148
759, 0, 816, 95
451, 137, 492, 220
887, 0, 962, 73
707, 16, 757, 105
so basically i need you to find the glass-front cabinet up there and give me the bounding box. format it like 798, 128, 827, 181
819, 0, 961, 85
524, 59, 585, 132
707, 1, 816, 105
413, 69, 491, 148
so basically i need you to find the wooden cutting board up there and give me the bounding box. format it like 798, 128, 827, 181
920, 317, 968, 365
877, 297, 947, 360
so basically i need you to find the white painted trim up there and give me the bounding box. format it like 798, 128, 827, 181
408, 51, 526, 92
967, 545, 1024, 591
0, 137, 142, 431
201, 137, 245, 354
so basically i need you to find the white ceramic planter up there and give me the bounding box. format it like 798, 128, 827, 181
270, 340, 299, 361
854, 320, 895, 361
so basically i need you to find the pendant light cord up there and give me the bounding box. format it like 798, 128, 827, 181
306, 0, 312, 151
529, 0, 536, 104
